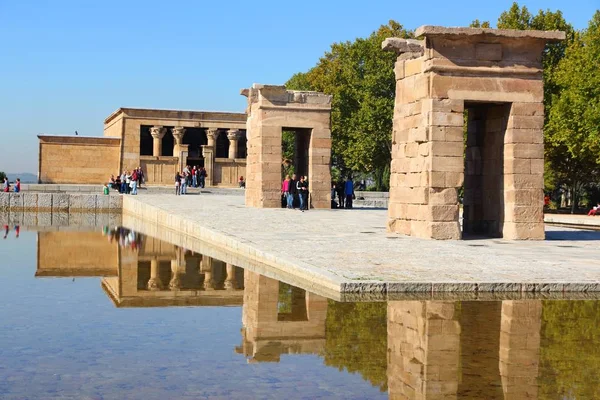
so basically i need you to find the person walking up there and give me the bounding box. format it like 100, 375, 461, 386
3, 177, 10, 192
344, 177, 355, 209
282, 175, 292, 209
175, 172, 181, 195
13, 178, 20, 193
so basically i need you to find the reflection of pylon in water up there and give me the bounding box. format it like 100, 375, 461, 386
3, 225, 8, 239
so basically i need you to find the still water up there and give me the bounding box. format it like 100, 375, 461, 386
1, 225, 600, 399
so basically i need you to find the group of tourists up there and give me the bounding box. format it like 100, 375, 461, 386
281, 174, 309, 211
2, 177, 20, 193
107, 167, 145, 195
331, 177, 356, 209
174, 165, 207, 195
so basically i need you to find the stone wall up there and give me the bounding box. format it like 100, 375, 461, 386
38, 135, 121, 184
213, 159, 246, 187
0, 192, 122, 212
139, 156, 178, 185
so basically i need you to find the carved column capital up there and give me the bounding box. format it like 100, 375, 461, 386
206, 128, 220, 141
172, 126, 186, 145
150, 126, 166, 139
227, 129, 241, 140
147, 277, 163, 291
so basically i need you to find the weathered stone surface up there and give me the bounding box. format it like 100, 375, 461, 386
37, 193, 53, 209
9, 193, 24, 209
415, 25, 566, 41
69, 194, 97, 210
381, 38, 424, 55
109, 195, 123, 209
23, 193, 38, 209
96, 195, 109, 209
0, 193, 8, 210
52, 194, 69, 210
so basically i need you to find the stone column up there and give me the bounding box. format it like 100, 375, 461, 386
201, 256, 214, 290
203, 129, 219, 187
172, 126, 186, 156
206, 128, 220, 148
147, 258, 163, 291
150, 126, 166, 157
227, 129, 241, 159
224, 263, 237, 290
169, 259, 181, 290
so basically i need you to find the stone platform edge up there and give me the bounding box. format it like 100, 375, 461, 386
122, 196, 347, 296
0, 192, 122, 212
122, 197, 600, 297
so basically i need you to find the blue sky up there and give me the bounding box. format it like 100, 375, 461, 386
0, 0, 597, 173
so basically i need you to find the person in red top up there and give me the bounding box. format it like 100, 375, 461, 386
14, 178, 21, 193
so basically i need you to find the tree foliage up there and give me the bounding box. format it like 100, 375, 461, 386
0, 172, 6, 182
286, 21, 412, 190
323, 301, 388, 391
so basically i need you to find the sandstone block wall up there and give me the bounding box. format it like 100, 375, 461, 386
213, 159, 246, 187
242, 84, 332, 209
384, 27, 564, 239
38, 135, 121, 184
0, 192, 122, 212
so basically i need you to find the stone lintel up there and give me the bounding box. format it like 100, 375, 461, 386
415, 25, 565, 42
382, 38, 424, 55
241, 83, 332, 108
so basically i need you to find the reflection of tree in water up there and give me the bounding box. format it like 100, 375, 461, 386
540, 300, 600, 400
323, 301, 387, 391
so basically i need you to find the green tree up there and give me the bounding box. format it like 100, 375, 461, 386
470, 19, 491, 28
323, 301, 388, 391
0, 171, 6, 182
286, 20, 412, 191
497, 2, 533, 30
546, 13, 600, 211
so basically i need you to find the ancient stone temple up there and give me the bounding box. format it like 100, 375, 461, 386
38, 108, 248, 187
241, 84, 332, 209
383, 26, 565, 240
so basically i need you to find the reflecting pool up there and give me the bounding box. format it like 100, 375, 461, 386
1, 225, 600, 399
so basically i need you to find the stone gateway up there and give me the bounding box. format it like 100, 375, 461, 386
383, 26, 565, 240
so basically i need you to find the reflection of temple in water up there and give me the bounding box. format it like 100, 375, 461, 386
387, 300, 541, 399
36, 229, 244, 307
36, 229, 545, 398
237, 271, 328, 362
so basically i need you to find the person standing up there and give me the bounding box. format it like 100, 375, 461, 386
289, 174, 298, 209
120, 171, 127, 194
125, 171, 132, 195
199, 167, 206, 188
299, 176, 309, 211
336, 180, 345, 209
175, 172, 181, 195
3, 177, 10, 192
331, 182, 338, 209
131, 169, 138, 195
14, 178, 20, 193
282, 175, 292, 209
344, 177, 354, 209
137, 167, 144, 188
192, 166, 198, 188
180, 172, 187, 195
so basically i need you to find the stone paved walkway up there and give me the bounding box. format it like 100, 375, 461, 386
124, 193, 600, 294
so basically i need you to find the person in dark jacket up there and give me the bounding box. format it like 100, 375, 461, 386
289, 174, 298, 209
344, 177, 354, 209
298, 175, 309, 211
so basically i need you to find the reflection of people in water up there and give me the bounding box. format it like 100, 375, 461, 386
3, 225, 20, 239
101, 226, 142, 251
